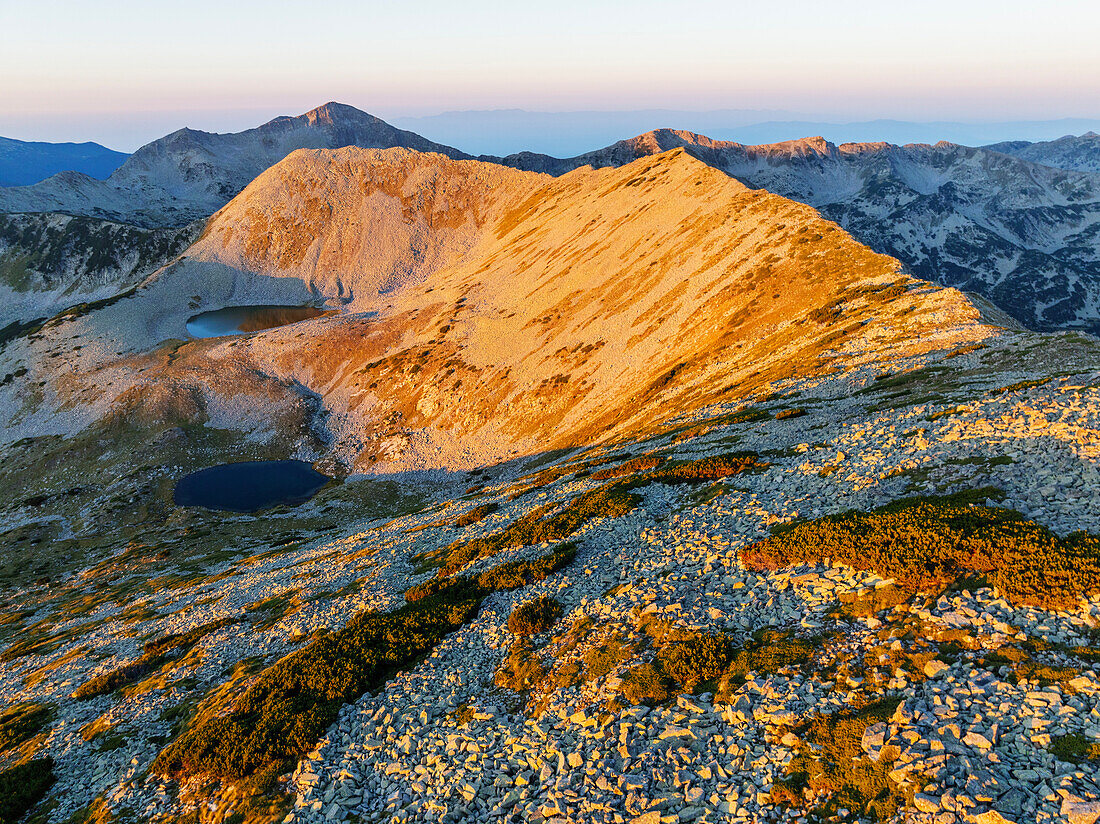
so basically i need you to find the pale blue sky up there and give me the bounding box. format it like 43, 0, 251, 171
1, 0, 1098, 149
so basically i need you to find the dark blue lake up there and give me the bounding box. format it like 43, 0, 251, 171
173, 460, 330, 513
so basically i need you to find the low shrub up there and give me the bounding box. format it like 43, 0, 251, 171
645, 453, 765, 485
837, 584, 910, 619
583, 638, 634, 680
430, 482, 637, 575
455, 502, 498, 528
1009, 660, 1080, 686
404, 575, 473, 604
742, 490, 1100, 610
1050, 734, 1100, 763
617, 625, 818, 705
508, 596, 562, 636
0, 702, 53, 752
719, 629, 817, 694
406, 544, 576, 604
475, 544, 576, 591
0, 757, 55, 822
73, 654, 163, 700
494, 642, 547, 692
656, 633, 734, 691
619, 662, 674, 705
590, 456, 664, 481
773, 698, 907, 820
991, 378, 1050, 395
775, 408, 807, 420
153, 587, 481, 782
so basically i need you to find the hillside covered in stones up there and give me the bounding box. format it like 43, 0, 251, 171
0, 144, 1098, 824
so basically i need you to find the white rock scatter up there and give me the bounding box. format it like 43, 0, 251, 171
2, 337, 1100, 823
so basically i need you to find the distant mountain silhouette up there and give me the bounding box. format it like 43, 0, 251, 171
0, 136, 127, 186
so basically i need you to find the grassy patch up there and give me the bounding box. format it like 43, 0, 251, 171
742, 489, 1100, 610
1050, 734, 1100, 763
0, 703, 53, 752
0, 757, 54, 823
775, 408, 807, 420
507, 596, 562, 636
773, 698, 908, 820
424, 482, 637, 575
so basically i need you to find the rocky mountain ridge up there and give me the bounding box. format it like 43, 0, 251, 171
0, 147, 994, 473
498, 130, 1100, 332
986, 131, 1100, 174
0, 103, 469, 228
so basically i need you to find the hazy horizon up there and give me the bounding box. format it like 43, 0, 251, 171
3, 0, 1098, 151
2, 105, 1099, 157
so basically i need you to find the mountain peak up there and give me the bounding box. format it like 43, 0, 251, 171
301, 101, 378, 126
0, 103, 469, 226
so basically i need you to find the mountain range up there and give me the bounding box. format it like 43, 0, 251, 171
2, 102, 1100, 335
985, 131, 1100, 174
390, 109, 1100, 157
0, 136, 126, 187
0, 103, 467, 227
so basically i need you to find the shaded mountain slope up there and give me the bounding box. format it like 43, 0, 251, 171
0, 213, 201, 328
0, 103, 470, 228
500, 130, 1100, 332
0, 148, 995, 475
